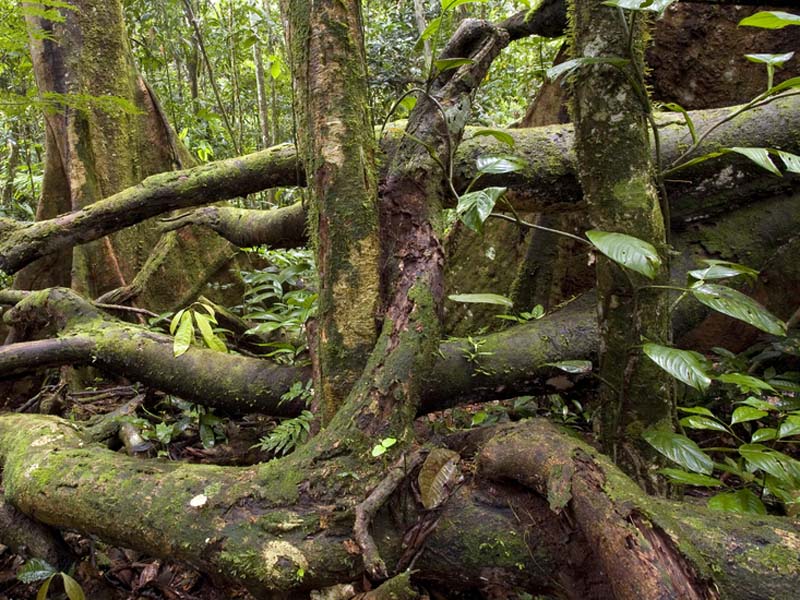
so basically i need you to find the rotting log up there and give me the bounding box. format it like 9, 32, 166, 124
1, 95, 798, 276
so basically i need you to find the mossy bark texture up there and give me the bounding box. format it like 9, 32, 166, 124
569, 0, 673, 486
282, 0, 381, 421
19, 0, 234, 311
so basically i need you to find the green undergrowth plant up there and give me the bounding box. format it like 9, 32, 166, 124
17, 558, 85, 600
122, 397, 227, 456
168, 299, 228, 357
237, 247, 316, 362
254, 379, 315, 457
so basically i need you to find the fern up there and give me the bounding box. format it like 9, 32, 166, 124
257, 411, 314, 456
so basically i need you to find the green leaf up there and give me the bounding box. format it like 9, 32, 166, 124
776, 150, 800, 174
766, 76, 800, 95
62, 573, 86, 600
586, 230, 661, 279
729, 147, 782, 176
658, 468, 722, 487
442, 0, 486, 10
679, 415, 728, 433
546, 56, 630, 80
602, 0, 676, 13
470, 128, 515, 148
778, 415, 800, 439
36, 575, 54, 600
707, 489, 767, 515
382, 437, 397, 449
731, 406, 768, 425
455, 187, 506, 233
739, 11, 800, 29
194, 312, 227, 353
739, 444, 796, 481
739, 396, 778, 412
662, 102, 697, 143
752, 428, 778, 442
691, 283, 786, 336
173, 311, 195, 358
200, 423, 216, 449
643, 429, 714, 475
169, 308, 186, 335
678, 406, 717, 418
17, 559, 57, 584
688, 259, 758, 281
545, 360, 593, 374
448, 293, 513, 307
414, 16, 442, 49
745, 52, 795, 67
434, 58, 475, 72
643, 343, 711, 391
716, 372, 775, 393
476, 155, 527, 175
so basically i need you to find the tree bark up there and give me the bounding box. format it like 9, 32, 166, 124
2, 95, 797, 278
0, 414, 796, 598
281, 0, 382, 421
569, 0, 673, 486
17, 0, 237, 312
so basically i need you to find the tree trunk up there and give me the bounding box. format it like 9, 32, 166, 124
570, 0, 674, 487
17, 0, 237, 312
281, 0, 382, 421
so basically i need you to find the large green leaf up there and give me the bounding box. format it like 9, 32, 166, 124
17, 559, 57, 584
602, 0, 675, 13
173, 311, 195, 357
586, 230, 661, 279
476, 155, 526, 175
731, 406, 768, 425
62, 573, 86, 600
442, 0, 486, 10
688, 259, 758, 281
194, 312, 227, 353
643, 343, 711, 391
546, 56, 630, 80
643, 429, 714, 475
470, 128, 515, 148
456, 187, 506, 233
691, 283, 786, 336
745, 52, 795, 67
716, 372, 775, 393
739, 11, 800, 29
738, 444, 798, 482
679, 415, 728, 433
448, 293, 513, 307
729, 147, 781, 176
778, 415, 800, 439
545, 360, 593, 374
678, 406, 716, 418
776, 150, 800, 174
707, 490, 767, 515
434, 57, 474, 73
658, 468, 722, 487
752, 428, 778, 442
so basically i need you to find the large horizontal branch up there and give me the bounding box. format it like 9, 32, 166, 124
0, 144, 301, 275
1, 288, 594, 415
1, 414, 796, 597
1, 96, 798, 275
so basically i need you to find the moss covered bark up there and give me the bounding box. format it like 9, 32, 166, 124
281, 0, 381, 422
569, 0, 674, 486
19, 0, 236, 311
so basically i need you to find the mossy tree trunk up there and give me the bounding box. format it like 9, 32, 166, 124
281, 0, 382, 421
569, 0, 674, 487
17, 0, 235, 312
